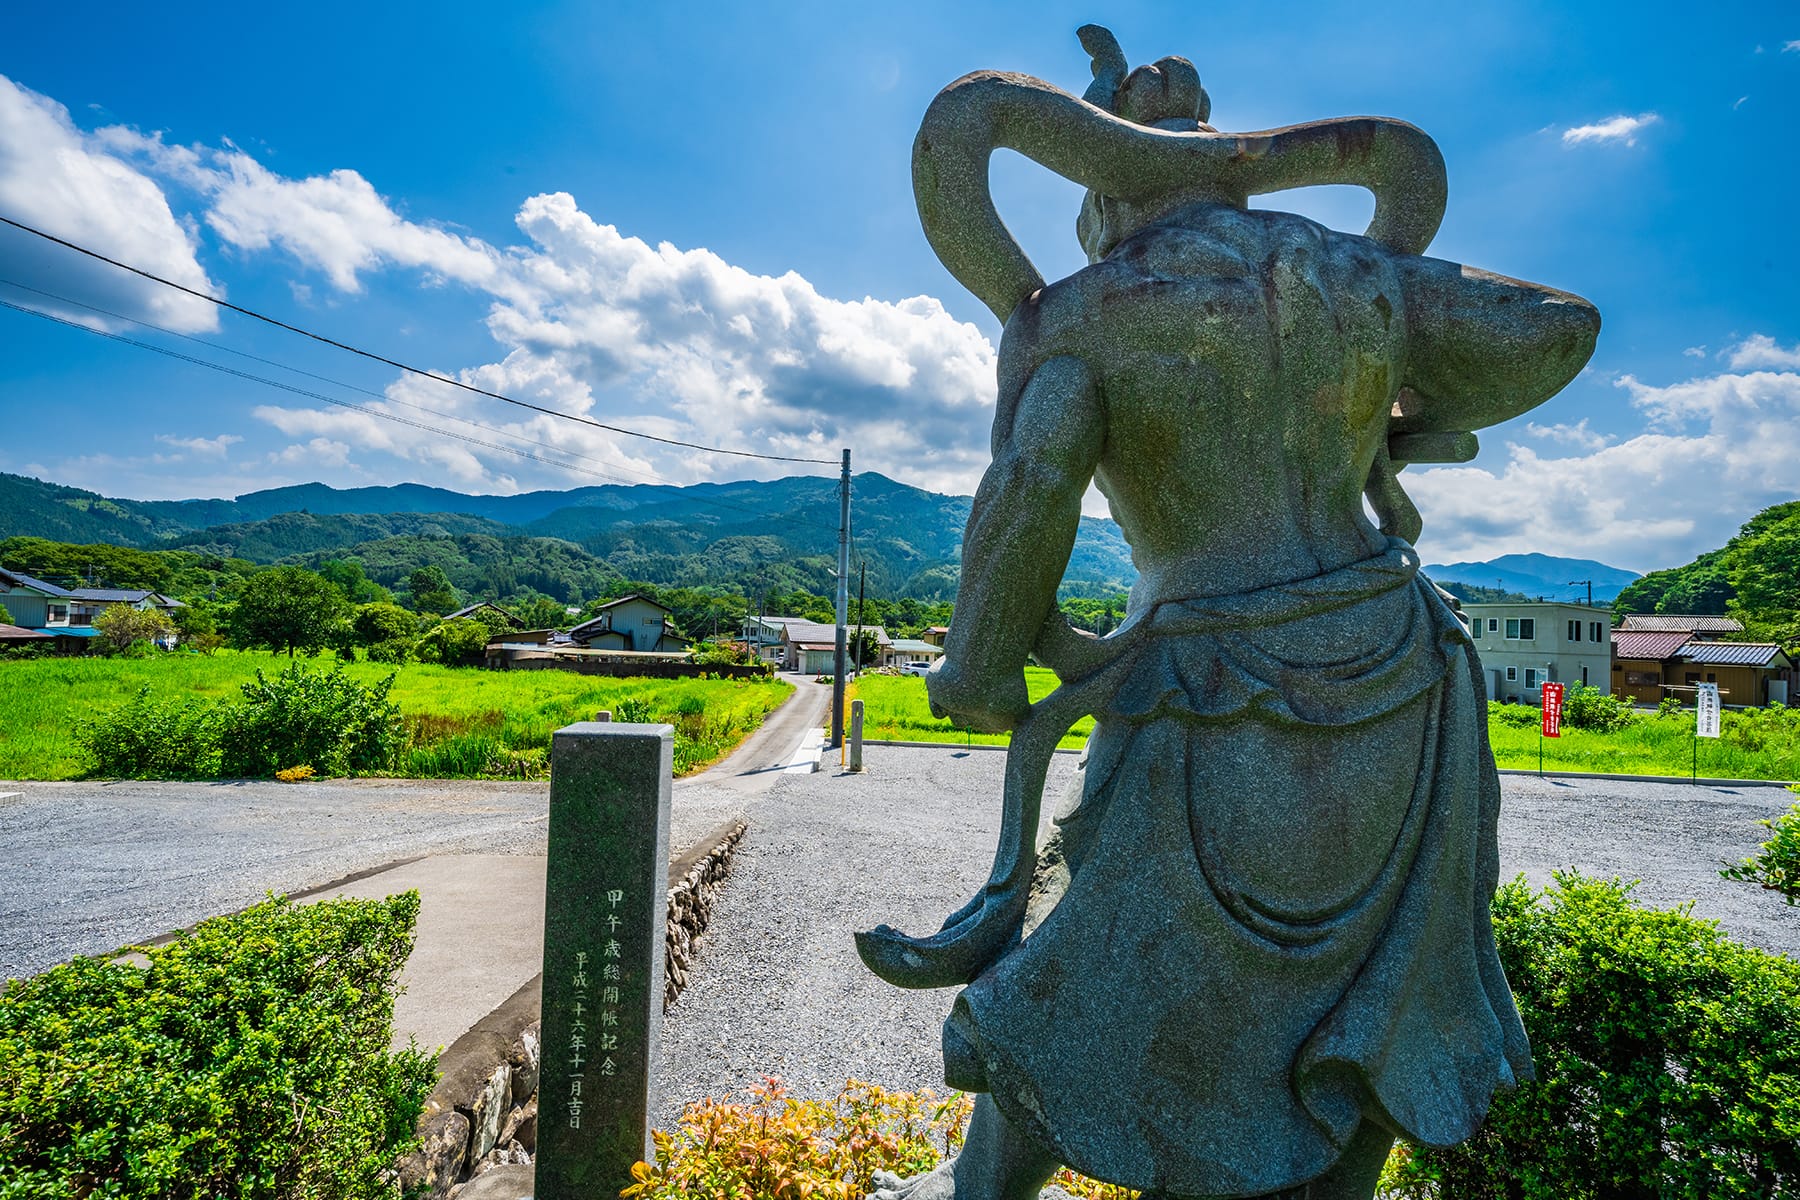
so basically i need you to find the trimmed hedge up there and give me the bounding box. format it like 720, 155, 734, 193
1386, 872, 1800, 1198
0, 894, 435, 1200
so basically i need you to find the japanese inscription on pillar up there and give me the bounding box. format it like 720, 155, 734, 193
536, 723, 672, 1200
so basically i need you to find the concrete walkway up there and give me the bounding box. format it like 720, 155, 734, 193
306, 678, 834, 1052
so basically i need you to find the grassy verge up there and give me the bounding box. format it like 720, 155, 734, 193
849, 669, 1093, 751
848, 671, 1799, 781
0, 651, 791, 780
1486, 709, 1800, 780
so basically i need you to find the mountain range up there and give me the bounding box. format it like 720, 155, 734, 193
0, 471, 1639, 605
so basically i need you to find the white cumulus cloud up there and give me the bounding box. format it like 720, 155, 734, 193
0, 75, 219, 332
1523, 418, 1611, 450
1561, 113, 1660, 147
1725, 333, 1800, 370
154, 433, 242, 458
1409, 354, 1800, 571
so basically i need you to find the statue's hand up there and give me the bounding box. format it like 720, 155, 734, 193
926, 658, 1030, 733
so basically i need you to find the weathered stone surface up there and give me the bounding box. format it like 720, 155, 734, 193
500, 1095, 539, 1154
449, 1162, 534, 1200
507, 1022, 541, 1105
537, 723, 671, 1200
859, 21, 1597, 1200
398, 1109, 471, 1200
467, 1063, 512, 1164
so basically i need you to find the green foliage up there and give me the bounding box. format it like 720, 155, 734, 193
1721, 796, 1800, 904
626, 1078, 972, 1200
1060, 594, 1130, 635
217, 664, 404, 777
508, 594, 573, 630
350, 601, 419, 647
170, 599, 222, 654
1560, 681, 1636, 733
413, 617, 490, 665
75, 686, 221, 778
1658, 695, 1686, 717
1390, 873, 1800, 1198
691, 639, 765, 669
230, 566, 350, 657
1487, 701, 1540, 728
77, 663, 403, 779
1613, 548, 1735, 619
316, 558, 392, 605
0, 893, 435, 1200
0, 535, 175, 591
405, 565, 458, 615
92, 604, 175, 653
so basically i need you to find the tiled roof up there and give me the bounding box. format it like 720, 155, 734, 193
1611, 631, 1692, 660
781, 621, 893, 646
0, 568, 73, 597
1680, 642, 1790, 668
68, 587, 156, 603
1615, 614, 1743, 634
888, 638, 943, 654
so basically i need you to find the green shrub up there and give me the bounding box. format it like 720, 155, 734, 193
1723, 702, 1800, 754
366, 637, 413, 665
1658, 695, 1686, 717
1488, 701, 1539, 728
75, 686, 221, 779
1560, 681, 1636, 733
217, 663, 403, 778
0, 893, 436, 1200
1388, 873, 1800, 1198
413, 618, 489, 665
614, 696, 655, 724
1721, 796, 1800, 904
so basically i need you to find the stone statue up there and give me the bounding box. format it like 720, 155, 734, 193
856, 25, 1599, 1200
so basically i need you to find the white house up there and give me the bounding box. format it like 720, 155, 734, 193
1462, 600, 1613, 703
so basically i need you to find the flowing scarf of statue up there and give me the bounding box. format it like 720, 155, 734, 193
856, 26, 1599, 1200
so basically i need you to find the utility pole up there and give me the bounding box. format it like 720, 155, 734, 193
832, 449, 850, 748
1568, 579, 1594, 607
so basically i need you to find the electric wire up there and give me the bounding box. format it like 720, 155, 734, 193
0, 289, 844, 538
0, 212, 838, 465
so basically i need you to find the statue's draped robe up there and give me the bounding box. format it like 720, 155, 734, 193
943, 541, 1532, 1196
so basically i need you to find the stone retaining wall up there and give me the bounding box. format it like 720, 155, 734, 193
399, 817, 748, 1199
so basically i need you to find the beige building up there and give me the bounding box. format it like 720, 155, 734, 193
1462, 601, 1613, 703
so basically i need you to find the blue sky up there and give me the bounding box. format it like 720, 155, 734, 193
0, 0, 1795, 574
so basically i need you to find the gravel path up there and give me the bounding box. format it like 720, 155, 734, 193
657, 747, 1798, 1124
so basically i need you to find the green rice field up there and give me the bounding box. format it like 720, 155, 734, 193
850, 671, 1800, 781
0, 652, 792, 781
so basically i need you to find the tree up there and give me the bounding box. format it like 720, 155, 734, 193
231, 567, 350, 657
510, 594, 573, 630
318, 559, 392, 605
93, 604, 175, 652
406, 566, 457, 615
351, 602, 419, 647
171, 599, 224, 654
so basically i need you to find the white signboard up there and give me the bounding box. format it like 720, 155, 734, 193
1695, 682, 1722, 739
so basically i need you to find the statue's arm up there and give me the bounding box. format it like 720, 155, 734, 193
928, 356, 1102, 732
1392, 257, 1601, 435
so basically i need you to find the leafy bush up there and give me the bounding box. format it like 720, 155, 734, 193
1560, 681, 1636, 733
1721, 796, 1800, 904
217, 664, 403, 777
0, 893, 436, 1200
613, 696, 655, 724
412, 617, 489, 665
1488, 701, 1540, 728
75, 686, 221, 779
1387, 873, 1800, 1198
1658, 695, 1686, 717
1723, 702, 1800, 754
366, 637, 412, 664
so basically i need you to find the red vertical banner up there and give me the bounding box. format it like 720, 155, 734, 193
1541, 682, 1565, 737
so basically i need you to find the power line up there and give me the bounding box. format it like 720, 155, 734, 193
0, 290, 844, 538
0, 212, 838, 466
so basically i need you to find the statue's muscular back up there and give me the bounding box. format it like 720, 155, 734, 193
998, 202, 1404, 608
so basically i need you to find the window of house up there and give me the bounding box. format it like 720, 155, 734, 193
1590, 622, 1603, 642
1505, 666, 1518, 681
1567, 620, 1579, 641
1487, 618, 1498, 633
1524, 668, 1539, 688
1685, 672, 1700, 684
1582, 666, 1589, 685
1505, 618, 1534, 640
1505, 618, 1519, 639
1707, 673, 1717, 683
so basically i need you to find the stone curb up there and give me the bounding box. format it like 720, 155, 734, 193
396, 817, 750, 1199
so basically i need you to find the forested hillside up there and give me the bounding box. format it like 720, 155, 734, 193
1612, 501, 1800, 645
0, 470, 1139, 602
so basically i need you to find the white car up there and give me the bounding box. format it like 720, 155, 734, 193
901, 661, 934, 677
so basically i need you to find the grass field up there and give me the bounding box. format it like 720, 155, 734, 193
0, 652, 792, 781
849, 671, 1800, 781
849, 668, 1094, 751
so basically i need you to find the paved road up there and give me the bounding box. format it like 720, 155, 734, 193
0, 679, 834, 981
656, 748, 1799, 1122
